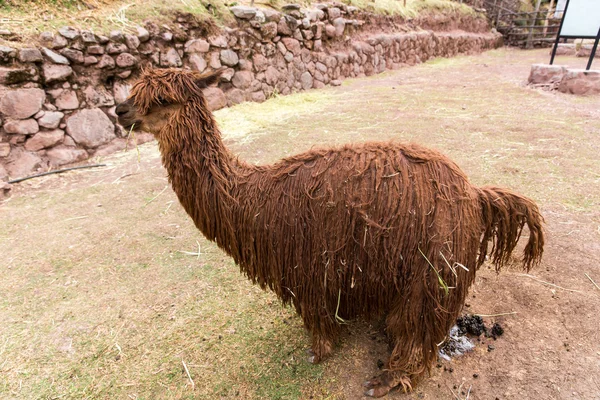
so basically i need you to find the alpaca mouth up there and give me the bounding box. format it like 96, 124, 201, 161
119, 118, 142, 132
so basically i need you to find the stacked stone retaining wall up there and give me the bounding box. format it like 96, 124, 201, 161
0, 3, 502, 187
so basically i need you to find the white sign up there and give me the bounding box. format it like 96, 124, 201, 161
554, 0, 567, 17
560, 0, 600, 37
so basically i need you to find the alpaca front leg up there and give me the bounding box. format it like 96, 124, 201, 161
307, 332, 334, 364
304, 315, 340, 364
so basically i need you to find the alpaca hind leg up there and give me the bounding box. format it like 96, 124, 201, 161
364, 293, 446, 397
363, 339, 423, 397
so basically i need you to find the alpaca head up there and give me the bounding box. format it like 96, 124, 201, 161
115, 67, 222, 136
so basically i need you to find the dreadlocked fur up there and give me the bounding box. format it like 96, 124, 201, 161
119, 68, 545, 397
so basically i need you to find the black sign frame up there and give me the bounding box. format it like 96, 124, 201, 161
549, 0, 600, 70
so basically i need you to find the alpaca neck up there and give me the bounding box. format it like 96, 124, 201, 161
158, 96, 245, 255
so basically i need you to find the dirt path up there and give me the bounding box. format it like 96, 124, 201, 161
1, 48, 600, 400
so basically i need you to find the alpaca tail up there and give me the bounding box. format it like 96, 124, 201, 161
477, 186, 544, 272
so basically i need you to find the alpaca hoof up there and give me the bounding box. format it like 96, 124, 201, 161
306, 348, 318, 364
364, 387, 391, 398
363, 377, 390, 397
363, 373, 412, 397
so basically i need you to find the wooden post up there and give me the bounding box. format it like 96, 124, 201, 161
543, 0, 555, 37
526, 0, 543, 49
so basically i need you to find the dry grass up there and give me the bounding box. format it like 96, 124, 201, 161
1, 48, 600, 399
0, 0, 478, 39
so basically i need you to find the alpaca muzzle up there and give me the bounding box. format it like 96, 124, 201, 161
115, 100, 141, 131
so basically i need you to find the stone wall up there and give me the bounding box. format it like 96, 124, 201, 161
0, 3, 501, 187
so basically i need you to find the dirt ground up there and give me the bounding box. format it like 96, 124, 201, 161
2, 48, 600, 400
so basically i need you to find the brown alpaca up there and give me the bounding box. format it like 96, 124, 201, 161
115, 68, 544, 397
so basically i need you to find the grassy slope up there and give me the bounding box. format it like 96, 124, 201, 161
0, 0, 477, 39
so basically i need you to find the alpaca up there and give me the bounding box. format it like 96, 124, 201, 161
115, 68, 544, 397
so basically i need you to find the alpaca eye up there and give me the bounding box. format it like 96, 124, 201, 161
157, 97, 168, 105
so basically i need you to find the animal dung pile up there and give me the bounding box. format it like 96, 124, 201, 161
439, 314, 505, 360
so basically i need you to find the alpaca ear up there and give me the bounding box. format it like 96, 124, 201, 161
195, 68, 225, 89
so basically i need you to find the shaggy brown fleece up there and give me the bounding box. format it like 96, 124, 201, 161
120, 68, 544, 397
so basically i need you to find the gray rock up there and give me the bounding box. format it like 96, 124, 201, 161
81, 30, 97, 43
220, 68, 235, 82
162, 31, 173, 42
0, 29, 11, 36
93, 138, 127, 157
136, 26, 150, 42
263, 9, 282, 22
307, 9, 325, 21
106, 43, 128, 54
39, 31, 53, 44
42, 64, 73, 83
209, 52, 222, 69
204, 87, 227, 111
333, 18, 346, 37
220, 49, 239, 67
55, 90, 79, 110
227, 88, 245, 105
209, 35, 228, 48
277, 18, 293, 36
84, 56, 98, 65
300, 71, 313, 90
281, 37, 301, 55
251, 91, 266, 102
0, 89, 46, 119
0, 143, 10, 158
60, 48, 84, 64
47, 146, 88, 167
97, 35, 110, 44
160, 48, 182, 67
252, 53, 269, 72
116, 53, 137, 68
231, 70, 253, 89
230, 6, 257, 19
328, 7, 341, 19
3, 119, 39, 135
0, 67, 36, 85
109, 30, 124, 42
261, 22, 278, 40
87, 45, 105, 55
97, 55, 115, 69
4, 148, 43, 178
42, 48, 70, 65
19, 48, 43, 63
189, 54, 207, 72
25, 129, 64, 151
125, 34, 140, 50
284, 52, 294, 62
51, 35, 68, 49
253, 10, 266, 23
84, 86, 115, 107
0, 45, 17, 62
66, 108, 115, 148
265, 66, 279, 85
58, 26, 79, 40
184, 39, 210, 53
38, 111, 64, 129
325, 24, 336, 38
